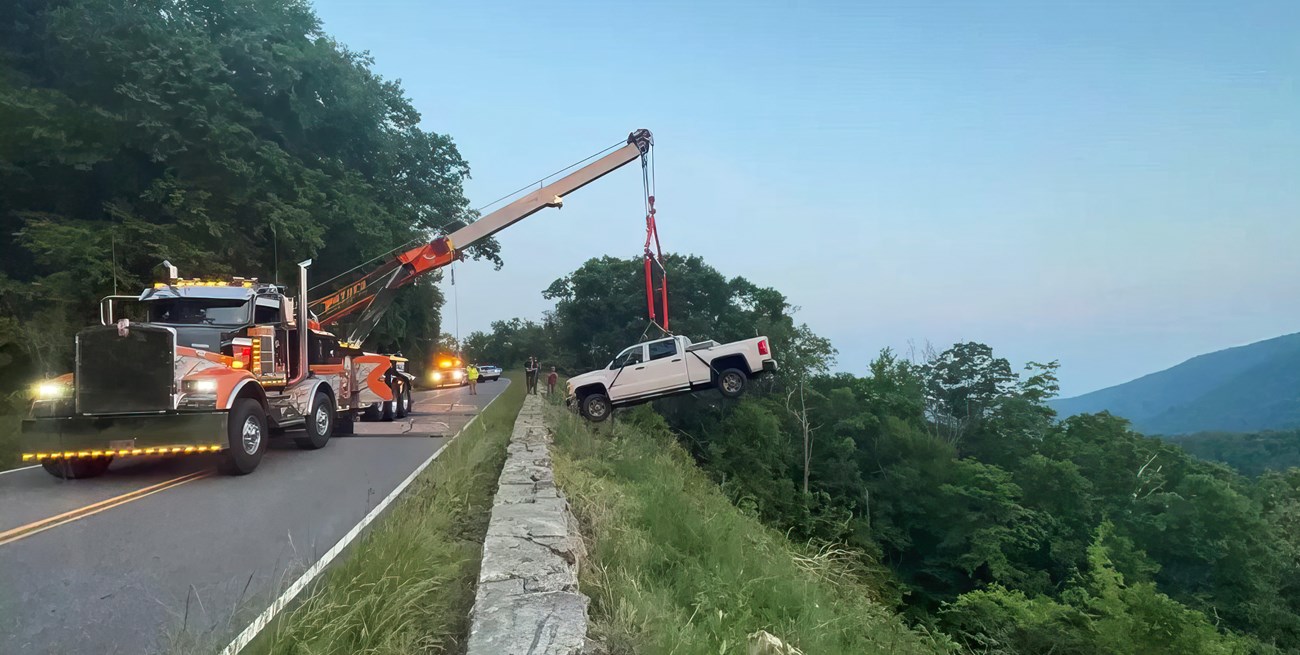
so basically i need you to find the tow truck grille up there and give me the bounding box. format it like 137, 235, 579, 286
77, 325, 175, 414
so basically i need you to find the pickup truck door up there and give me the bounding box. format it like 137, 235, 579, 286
614, 337, 689, 400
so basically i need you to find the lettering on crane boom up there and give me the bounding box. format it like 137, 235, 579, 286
320, 280, 367, 314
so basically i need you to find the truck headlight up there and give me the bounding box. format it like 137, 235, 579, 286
432, 371, 443, 382
185, 379, 218, 393
35, 381, 71, 399
452, 370, 463, 380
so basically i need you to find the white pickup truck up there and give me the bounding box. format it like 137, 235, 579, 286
566, 334, 778, 421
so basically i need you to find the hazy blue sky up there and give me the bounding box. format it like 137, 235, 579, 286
311, 0, 1299, 397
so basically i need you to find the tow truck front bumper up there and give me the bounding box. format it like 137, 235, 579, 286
21, 412, 229, 460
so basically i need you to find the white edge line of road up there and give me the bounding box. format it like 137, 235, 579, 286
219, 380, 512, 655
0, 465, 40, 476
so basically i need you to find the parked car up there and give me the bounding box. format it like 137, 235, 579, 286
476, 364, 502, 382
566, 334, 777, 422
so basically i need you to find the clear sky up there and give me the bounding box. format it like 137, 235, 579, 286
310, 0, 1300, 397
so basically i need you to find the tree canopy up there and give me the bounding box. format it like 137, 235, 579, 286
0, 0, 498, 404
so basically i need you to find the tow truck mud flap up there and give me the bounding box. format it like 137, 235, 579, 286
21, 413, 229, 456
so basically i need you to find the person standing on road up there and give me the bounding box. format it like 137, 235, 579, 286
467, 363, 479, 395
525, 356, 539, 394
547, 367, 558, 396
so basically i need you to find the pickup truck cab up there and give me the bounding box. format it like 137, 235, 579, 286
566, 334, 777, 421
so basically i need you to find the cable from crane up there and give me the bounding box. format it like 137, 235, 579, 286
641, 138, 669, 333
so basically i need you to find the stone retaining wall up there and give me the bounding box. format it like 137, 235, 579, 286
466, 394, 589, 655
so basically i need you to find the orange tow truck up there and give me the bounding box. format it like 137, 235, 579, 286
23, 129, 655, 478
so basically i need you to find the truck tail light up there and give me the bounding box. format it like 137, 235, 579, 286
758, 339, 769, 356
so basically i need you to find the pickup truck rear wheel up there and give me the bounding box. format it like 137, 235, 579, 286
221, 399, 268, 475
42, 457, 112, 480
717, 368, 748, 399
582, 393, 612, 422
294, 391, 334, 450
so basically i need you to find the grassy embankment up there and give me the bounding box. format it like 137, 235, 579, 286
546, 401, 952, 655
248, 373, 525, 655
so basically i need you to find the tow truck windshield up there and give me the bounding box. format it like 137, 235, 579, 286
147, 299, 250, 326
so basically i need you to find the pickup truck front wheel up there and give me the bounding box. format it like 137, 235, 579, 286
581, 393, 612, 423
717, 368, 748, 399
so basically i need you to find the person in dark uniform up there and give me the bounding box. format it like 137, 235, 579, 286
525, 356, 539, 394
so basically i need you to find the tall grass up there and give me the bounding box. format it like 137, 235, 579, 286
547, 403, 954, 655
248, 373, 526, 655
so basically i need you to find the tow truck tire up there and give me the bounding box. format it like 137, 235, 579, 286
221, 399, 268, 475
581, 393, 612, 423
396, 385, 412, 418
295, 391, 334, 450
42, 457, 112, 480
717, 368, 748, 399
380, 390, 395, 422
362, 404, 380, 422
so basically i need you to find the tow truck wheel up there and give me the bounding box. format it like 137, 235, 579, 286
395, 384, 411, 419
361, 404, 380, 421
581, 393, 612, 423
41, 457, 112, 480
717, 368, 748, 399
380, 391, 395, 422
295, 391, 334, 450
221, 399, 268, 475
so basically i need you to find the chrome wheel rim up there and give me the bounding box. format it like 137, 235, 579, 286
587, 399, 607, 418
403, 394, 410, 413
241, 416, 262, 454
722, 374, 742, 394
315, 404, 330, 435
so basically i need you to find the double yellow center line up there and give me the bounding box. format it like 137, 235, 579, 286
0, 470, 213, 547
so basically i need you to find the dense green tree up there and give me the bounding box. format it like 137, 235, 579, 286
0, 0, 497, 401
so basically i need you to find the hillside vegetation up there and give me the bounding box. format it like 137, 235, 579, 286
1173, 429, 1300, 477
547, 401, 950, 654
1050, 332, 1300, 435
472, 255, 1300, 653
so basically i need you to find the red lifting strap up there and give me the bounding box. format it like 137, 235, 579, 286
643, 195, 668, 332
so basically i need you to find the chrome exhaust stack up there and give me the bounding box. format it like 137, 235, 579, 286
288, 259, 312, 386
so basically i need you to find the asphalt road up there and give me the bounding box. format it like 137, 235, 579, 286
0, 379, 510, 655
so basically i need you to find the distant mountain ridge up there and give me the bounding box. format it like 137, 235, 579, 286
1050, 332, 1300, 436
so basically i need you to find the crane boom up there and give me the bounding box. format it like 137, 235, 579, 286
310, 129, 653, 348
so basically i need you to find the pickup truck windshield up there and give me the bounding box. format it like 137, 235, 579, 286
147, 299, 251, 326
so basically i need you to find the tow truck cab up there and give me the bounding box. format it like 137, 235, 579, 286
23, 266, 412, 479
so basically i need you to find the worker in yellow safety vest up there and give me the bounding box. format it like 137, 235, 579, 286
466, 364, 479, 395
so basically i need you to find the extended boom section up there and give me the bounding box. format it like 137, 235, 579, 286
311, 129, 653, 348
